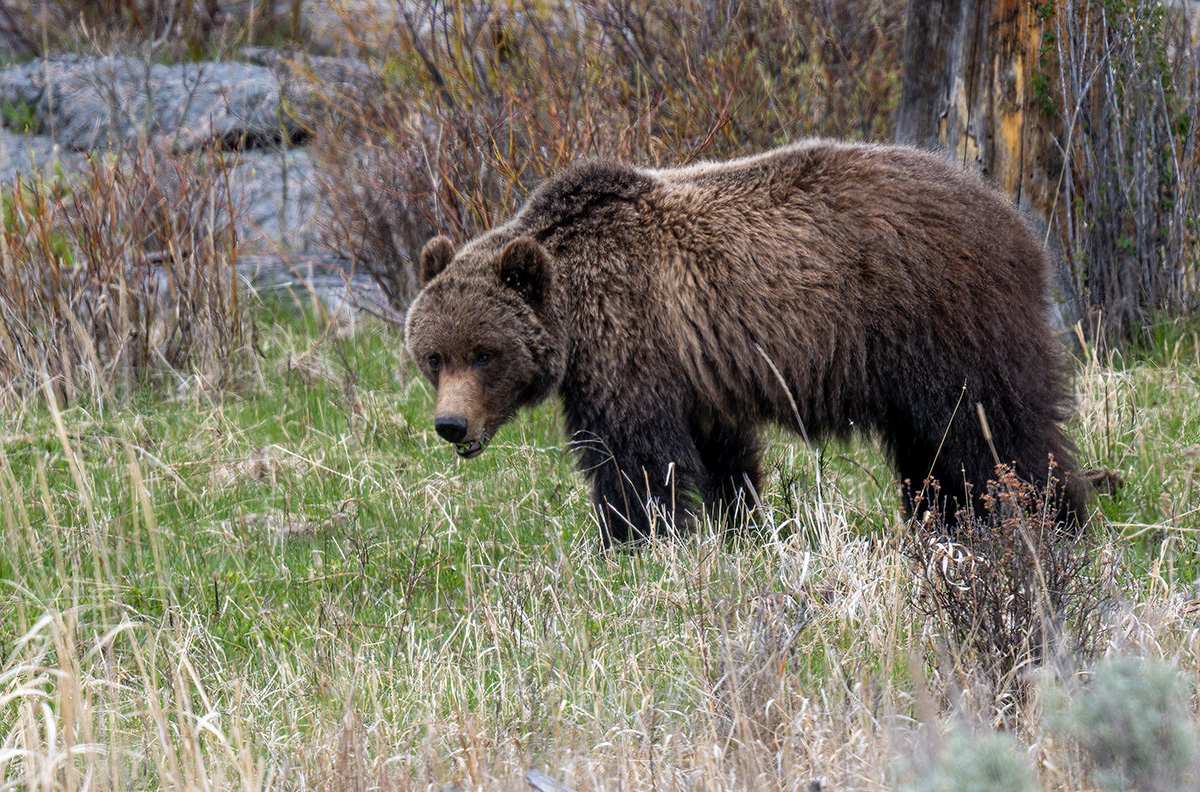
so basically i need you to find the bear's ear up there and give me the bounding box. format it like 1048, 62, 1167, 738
497, 236, 552, 309
418, 236, 457, 287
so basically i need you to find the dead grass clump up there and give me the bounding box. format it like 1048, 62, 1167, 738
312, 0, 904, 313
0, 145, 256, 405
208, 445, 305, 487
711, 589, 811, 749
236, 509, 329, 539
904, 464, 1106, 717
0, 0, 303, 60
281, 348, 339, 389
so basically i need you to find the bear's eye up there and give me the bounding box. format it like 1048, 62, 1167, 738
428, 354, 442, 371
475, 352, 492, 367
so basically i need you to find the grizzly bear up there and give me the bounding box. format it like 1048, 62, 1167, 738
405, 140, 1090, 546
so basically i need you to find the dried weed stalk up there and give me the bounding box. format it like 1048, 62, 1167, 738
0, 144, 255, 404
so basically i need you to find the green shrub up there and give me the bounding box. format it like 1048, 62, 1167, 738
903, 728, 1037, 792
1053, 655, 1198, 792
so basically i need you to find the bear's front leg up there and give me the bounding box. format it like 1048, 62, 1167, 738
693, 420, 763, 517
569, 413, 705, 547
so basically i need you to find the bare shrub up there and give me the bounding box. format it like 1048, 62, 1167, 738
312, 0, 904, 313
1053, 0, 1200, 340
1, 0, 218, 58
0, 0, 308, 59
904, 464, 1106, 714
0, 144, 256, 404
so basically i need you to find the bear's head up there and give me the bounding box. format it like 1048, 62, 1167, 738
405, 233, 566, 459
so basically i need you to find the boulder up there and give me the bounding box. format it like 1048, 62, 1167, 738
240, 47, 376, 133
0, 55, 301, 150
225, 147, 324, 252
0, 54, 85, 111
153, 60, 300, 150
0, 129, 83, 184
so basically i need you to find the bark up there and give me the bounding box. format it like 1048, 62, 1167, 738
897, 0, 1067, 300
899, 0, 1199, 339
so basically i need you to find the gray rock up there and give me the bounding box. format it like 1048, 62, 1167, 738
0, 128, 83, 183
10, 55, 298, 150
0, 52, 350, 266
153, 61, 298, 150
35, 56, 162, 149
240, 46, 377, 132
0, 53, 85, 112
224, 146, 325, 252
0, 47, 388, 149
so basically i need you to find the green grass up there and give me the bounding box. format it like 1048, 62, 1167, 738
1, 302, 1198, 791
2, 98, 38, 133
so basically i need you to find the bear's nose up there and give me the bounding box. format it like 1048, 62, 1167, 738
435, 416, 469, 443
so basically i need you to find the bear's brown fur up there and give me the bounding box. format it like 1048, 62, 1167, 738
405, 140, 1089, 546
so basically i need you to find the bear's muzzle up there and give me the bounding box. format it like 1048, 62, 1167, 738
433, 373, 490, 458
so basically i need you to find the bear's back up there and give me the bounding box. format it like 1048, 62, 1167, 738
521, 141, 1056, 433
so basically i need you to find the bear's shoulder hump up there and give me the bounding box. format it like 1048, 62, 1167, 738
521, 160, 656, 229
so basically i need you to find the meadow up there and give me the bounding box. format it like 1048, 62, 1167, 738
1, 1, 1199, 788
1, 292, 1198, 791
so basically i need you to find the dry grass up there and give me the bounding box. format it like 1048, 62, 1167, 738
0, 0, 303, 59
1, 316, 1199, 792
0, 144, 257, 405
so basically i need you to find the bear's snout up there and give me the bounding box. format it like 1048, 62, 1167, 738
435, 416, 469, 443
432, 373, 490, 458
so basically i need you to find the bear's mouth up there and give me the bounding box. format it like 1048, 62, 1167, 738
455, 435, 488, 459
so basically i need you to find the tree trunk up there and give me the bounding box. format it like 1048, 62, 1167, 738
898, 0, 1199, 340
897, 0, 1072, 311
